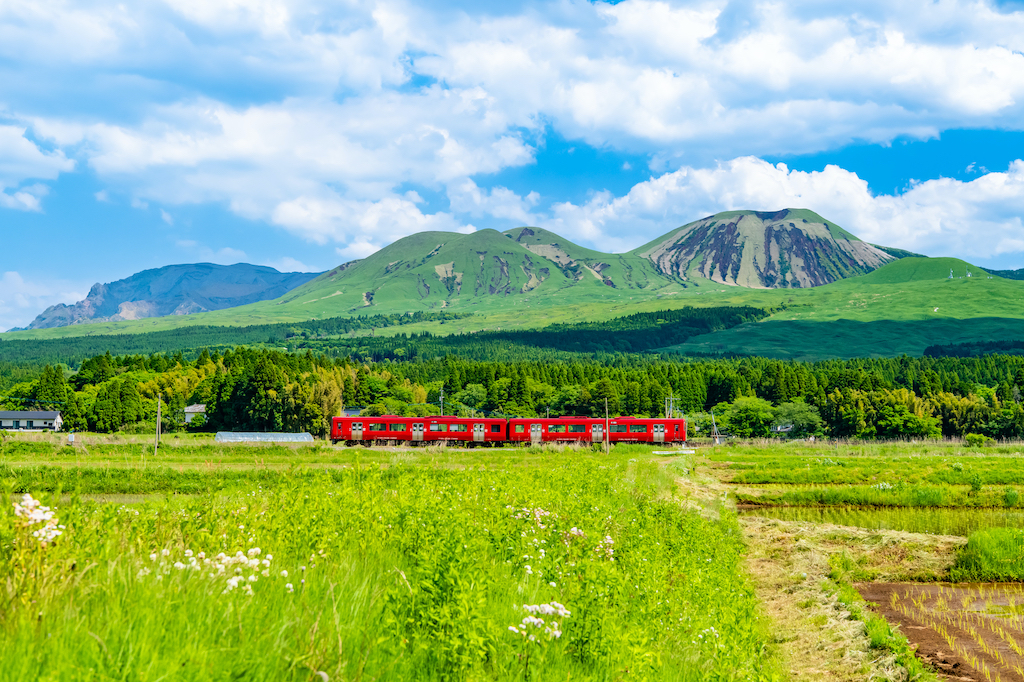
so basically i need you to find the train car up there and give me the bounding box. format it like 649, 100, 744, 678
332, 414, 685, 446
507, 416, 687, 445
331, 415, 506, 445
606, 416, 687, 445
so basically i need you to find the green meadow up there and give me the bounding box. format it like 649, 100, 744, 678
0, 443, 779, 682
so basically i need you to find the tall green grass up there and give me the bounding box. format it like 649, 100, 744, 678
950, 528, 1024, 581
0, 459, 780, 681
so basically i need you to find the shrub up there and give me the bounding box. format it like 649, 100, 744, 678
965, 433, 993, 447
1005, 487, 1020, 507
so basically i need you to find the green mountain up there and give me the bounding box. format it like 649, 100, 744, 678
267, 228, 681, 316
10, 213, 1024, 362
634, 209, 895, 288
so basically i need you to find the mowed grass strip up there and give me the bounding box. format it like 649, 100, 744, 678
0, 458, 781, 681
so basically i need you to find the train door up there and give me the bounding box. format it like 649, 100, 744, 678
351, 421, 363, 441
591, 423, 603, 443
530, 423, 542, 445
653, 424, 665, 443
412, 423, 424, 441
473, 423, 485, 442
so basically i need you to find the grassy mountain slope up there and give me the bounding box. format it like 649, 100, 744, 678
668, 257, 1024, 358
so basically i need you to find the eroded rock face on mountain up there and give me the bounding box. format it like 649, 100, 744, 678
637, 209, 895, 288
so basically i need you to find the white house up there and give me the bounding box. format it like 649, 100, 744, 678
0, 411, 63, 431
184, 404, 206, 423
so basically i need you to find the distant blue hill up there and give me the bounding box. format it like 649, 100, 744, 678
22, 263, 322, 330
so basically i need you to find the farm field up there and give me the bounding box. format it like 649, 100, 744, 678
700, 439, 1024, 681
9, 435, 1024, 680
0, 439, 780, 682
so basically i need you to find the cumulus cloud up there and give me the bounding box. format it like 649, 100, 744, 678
0, 124, 73, 210
0, 271, 86, 331
537, 156, 1024, 259
7, 0, 1024, 254
272, 191, 473, 257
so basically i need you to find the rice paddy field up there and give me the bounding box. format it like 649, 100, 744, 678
7, 434, 1024, 680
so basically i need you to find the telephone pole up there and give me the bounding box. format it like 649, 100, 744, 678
151, 392, 161, 466
604, 397, 610, 455
440, 386, 444, 416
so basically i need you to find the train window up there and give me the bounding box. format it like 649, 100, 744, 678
450, 424, 468, 432
548, 424, 566, 433
568, 424, 585, 433
629, 425, 648, 433
389, 423, 406, 431
368, 423, 386, 431
429, 423, 448, 432
514, 424, 525, 433
490, 425, 502, 433
674, 424, 679, 431
610, 425, 628, 433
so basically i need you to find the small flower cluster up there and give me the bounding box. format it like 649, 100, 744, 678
563, 527, 586, 545
142, 546, 298, 596
871, 482, 894, 491
693, 625, 721, 645
594, 535, 615, 560
508, 602, 570, 642
509, 506, 552, 529
12, 493, 64, 544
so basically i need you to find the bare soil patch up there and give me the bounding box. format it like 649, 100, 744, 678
859, 582, 1024, 682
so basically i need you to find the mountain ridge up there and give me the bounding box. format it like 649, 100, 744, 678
22, 263, 321, 331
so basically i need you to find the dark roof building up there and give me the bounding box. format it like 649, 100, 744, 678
0, 411, 63, 431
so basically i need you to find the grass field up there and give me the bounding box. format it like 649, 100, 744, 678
13, 434, 1024, 680
0, 442, 781, 682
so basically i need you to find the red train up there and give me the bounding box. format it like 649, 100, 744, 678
330, 415, 687, 446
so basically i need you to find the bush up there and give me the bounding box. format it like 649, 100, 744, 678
965, 433, 993, 447
1005, 487, 1020, 507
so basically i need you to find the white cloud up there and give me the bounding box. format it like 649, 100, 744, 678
7, 0, 1024, 253
0, 124, 73, 211
0, 271, 86, 331
263, 256, 319, 272
538, 156, 1024, 260
272, 190, 472, 254
447, 178, 539, 224
160, 209, 174, 225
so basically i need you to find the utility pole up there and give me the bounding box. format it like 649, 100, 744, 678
440, 386, 444, 416
152, 392, 161, 466
604, 397, 610, 455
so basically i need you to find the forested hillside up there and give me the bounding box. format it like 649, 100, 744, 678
5, 346, 1024, 441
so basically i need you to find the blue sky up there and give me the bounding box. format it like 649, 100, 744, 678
2, 0, 1024, 329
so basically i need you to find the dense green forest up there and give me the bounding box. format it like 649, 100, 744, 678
5, 344, 1024, 441
0, 310, 470, 366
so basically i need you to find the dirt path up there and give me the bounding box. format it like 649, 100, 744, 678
671, 458, 965, 681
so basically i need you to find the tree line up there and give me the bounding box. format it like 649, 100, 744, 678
5, 348, 1024, 440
